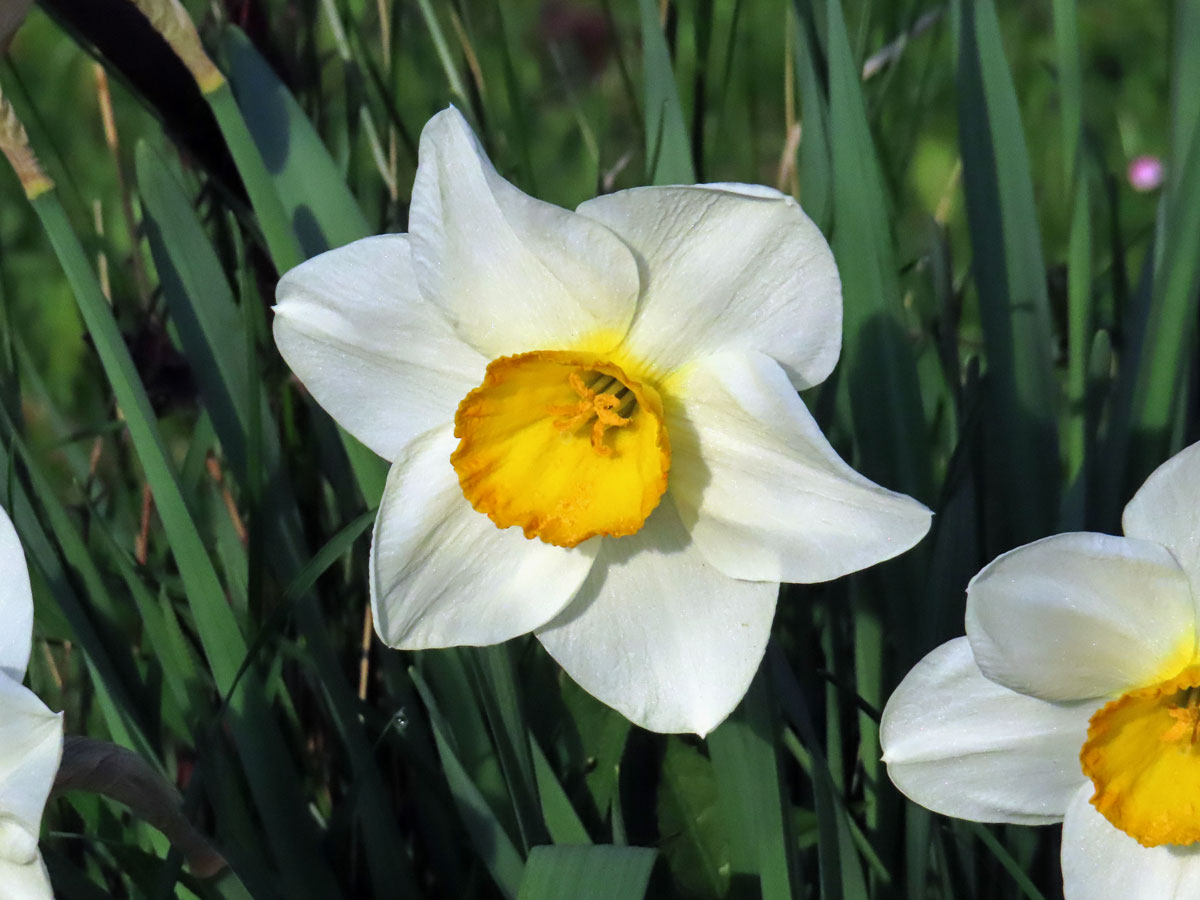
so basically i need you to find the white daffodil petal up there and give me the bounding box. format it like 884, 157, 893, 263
536, 499, 777, 736
0, 677, 62, 839
576, 184, 841, 388
966, 532, 1196, 702
0, 853, 54, 900
667, 352, 931, 583
0, 508, 32, 683
881, 638, 1093, 825
1123, 440, 1200, 593
408, 108, 640, 358
274, 234, 485, 463
370, 425, 599, 649
1061, 782, 1200, 900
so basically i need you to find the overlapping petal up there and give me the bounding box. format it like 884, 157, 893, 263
666, 351, 930, 583
965, 532, 1196, 702
0, 676, 61, 842
575, 184, 841, 388
274, 234, 486, 462
1060, 783, 1200, 900
536, 499, 777, 736
1123, 440, 1200, 593
370, 426, 598, 649
408, 108, 641, 359
0, 509, 32, 682
881, 638, 1093, 825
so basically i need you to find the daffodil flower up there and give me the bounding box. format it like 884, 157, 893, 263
0, 507, 63, 900
882, 441, 1200, 898
274, 107, 931, 735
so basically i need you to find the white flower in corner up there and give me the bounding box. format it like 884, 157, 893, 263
882, 441, 1200, 899
274, 107, 931, 735
0, 507, 63, 900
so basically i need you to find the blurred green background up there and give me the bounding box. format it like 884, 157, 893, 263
0, 0, 1194, 898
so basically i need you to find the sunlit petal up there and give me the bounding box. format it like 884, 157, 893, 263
1061, 783, 1200, 900
274, 234, 486, 462
371, 426, 598, 649
882, 638, 1093, 825
576, 183, 840, 388
0, 677, 61, 841
966, 532, 1196, 702
409, 108, 640, 358
668, 351, 930, 582
0, 508, 31, 683
537, 499, 776, 736
1123, 440, 1200, 595
0, 853, 54, 900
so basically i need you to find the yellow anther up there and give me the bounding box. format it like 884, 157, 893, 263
1162, 688, 1200, 744
1162, 707, 1200, 744
589, 393, 631, 456
547, 370, 634, 455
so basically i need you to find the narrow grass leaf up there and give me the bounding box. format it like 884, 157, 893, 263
964, 823, 1047, 900
791, 2, 832, 231
707, 669, 794, 900
204, 82, 303, 273
656, 738, 729, 899
414, 0, 472, 111
530, 735, 591, 845
824, 0, 929, 500
1052, 0, 1094, 494
1170, 1, 1200, 171
468, 644, 549, 850
420, 649, 521, 842
221, 26, 373, 256
769, 644, 868, 900
216, 27, 387, 504
136, 143, 252, 471
638, 0, 696, 184
90, 509, 207, 729
955, 0, 1059, 544
516, 845, 657, 900
282, 507, 376, 602
1115, 9, 1200, 491
560, 678, 631, 824
413, 668, 526, 899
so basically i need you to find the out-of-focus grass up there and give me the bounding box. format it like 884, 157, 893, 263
0, 0, 1190, 898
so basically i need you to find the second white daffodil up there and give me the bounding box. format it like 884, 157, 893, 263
882, 441, 1200, 898
0, 507, 63, 900
274, 107, 931, 735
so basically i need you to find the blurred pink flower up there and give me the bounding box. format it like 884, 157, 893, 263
1127, 155, 1165, 192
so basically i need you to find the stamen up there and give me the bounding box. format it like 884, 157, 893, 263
590, 394, 631, 456
1162, 687, 1200, 744
588, 374, 618, 395
614, 390, 637, 418
546, 369, 637, 455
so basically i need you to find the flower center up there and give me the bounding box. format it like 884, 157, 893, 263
1081, 663, 1200, 847
451, 350, 671, 547
545, 370, 636, 456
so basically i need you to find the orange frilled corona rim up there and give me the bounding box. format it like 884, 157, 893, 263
1081, 663, 1200, 847
450, 350, 671, 548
